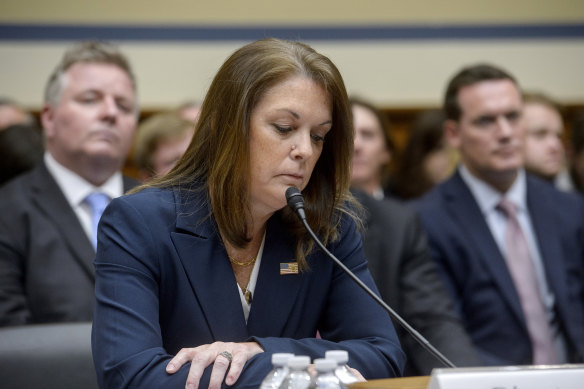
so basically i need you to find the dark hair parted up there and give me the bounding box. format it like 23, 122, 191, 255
444, 63, 518, 121
144, 38, 358, 269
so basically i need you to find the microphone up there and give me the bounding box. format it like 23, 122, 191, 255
285, 186, 456, 369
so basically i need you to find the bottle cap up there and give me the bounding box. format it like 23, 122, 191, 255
314, 358, 337, 372
324, 350, 349, 364
272, 353, 294, 366
287, 355, 311, 369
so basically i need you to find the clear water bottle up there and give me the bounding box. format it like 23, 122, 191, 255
313, 358, 342, 389
259, 353, 295, 389
324, 350, 359, 388
280, 355, 314, 389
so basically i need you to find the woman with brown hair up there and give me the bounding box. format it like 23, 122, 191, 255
92, 38, 405, 389
132, 112, 195, 181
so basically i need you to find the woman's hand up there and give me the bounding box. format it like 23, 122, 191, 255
166, 341, 264, 389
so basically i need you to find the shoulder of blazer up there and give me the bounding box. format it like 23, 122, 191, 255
0, 161, 46, 193
412, 172, 463, 215
0, 162, 67, 210
115, 186, 214, 238
526, 173, 584, 226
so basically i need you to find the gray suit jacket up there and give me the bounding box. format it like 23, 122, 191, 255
353, 190, 480, 374
0, 161, 139, 326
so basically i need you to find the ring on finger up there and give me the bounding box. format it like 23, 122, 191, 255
219, 351, 233, 363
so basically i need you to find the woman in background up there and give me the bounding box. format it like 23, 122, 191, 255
349, 97, 395, 199
132, 112, 194, 181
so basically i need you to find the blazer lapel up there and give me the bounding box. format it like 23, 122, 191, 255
444, 173, 525, 324
246, 214, 305, 337
170, 191, 248, 341
31, 163, 95, 280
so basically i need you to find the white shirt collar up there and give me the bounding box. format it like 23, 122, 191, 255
459, 164, 527, 215
44, 152, 124, 206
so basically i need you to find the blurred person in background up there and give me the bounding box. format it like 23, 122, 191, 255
414, 63, 584, 366
565, 112, 584, 194
0, 122, 44, 185
0, 41, 139, 326
391, 109, 457, 200
0, 98, 44, 185
0, 97, 36, 130
177, 100, 202, 123
521, 92, 567, 186
350, 97, 394, 199
350, 97, 479, 374
133, 111, 194, 181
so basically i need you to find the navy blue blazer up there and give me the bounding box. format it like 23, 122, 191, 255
91, 188, 405, 388
413, 171, 584, 366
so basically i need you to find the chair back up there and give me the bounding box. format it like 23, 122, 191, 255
0, 322, 97, 389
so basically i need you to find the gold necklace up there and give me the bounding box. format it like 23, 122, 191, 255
228, 255, 257, 267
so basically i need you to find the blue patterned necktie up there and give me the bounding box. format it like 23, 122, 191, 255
84, 192, 110, 250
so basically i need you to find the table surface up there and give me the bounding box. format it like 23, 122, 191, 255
351, 376, 430, 389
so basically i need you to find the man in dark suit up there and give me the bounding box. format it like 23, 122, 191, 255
353, 190, 479, 374
349, 97, 479, 373
0, 41, 139, 326
414, 64, 584, 365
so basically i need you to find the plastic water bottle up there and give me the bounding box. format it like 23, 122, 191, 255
280, 355, 314, 389
259, 353, 295, 389
313, 358, 342, 389
324, 350, 359, 388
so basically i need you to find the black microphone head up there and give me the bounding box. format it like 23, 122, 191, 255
285, 186, 303, 208
285, 187, 306, 219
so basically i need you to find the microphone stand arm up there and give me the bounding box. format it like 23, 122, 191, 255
299, 216, 456, 369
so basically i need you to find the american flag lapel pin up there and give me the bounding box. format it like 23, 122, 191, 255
280, 261, 299, 275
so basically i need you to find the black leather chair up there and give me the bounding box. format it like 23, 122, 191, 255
0, 322, 98, 389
